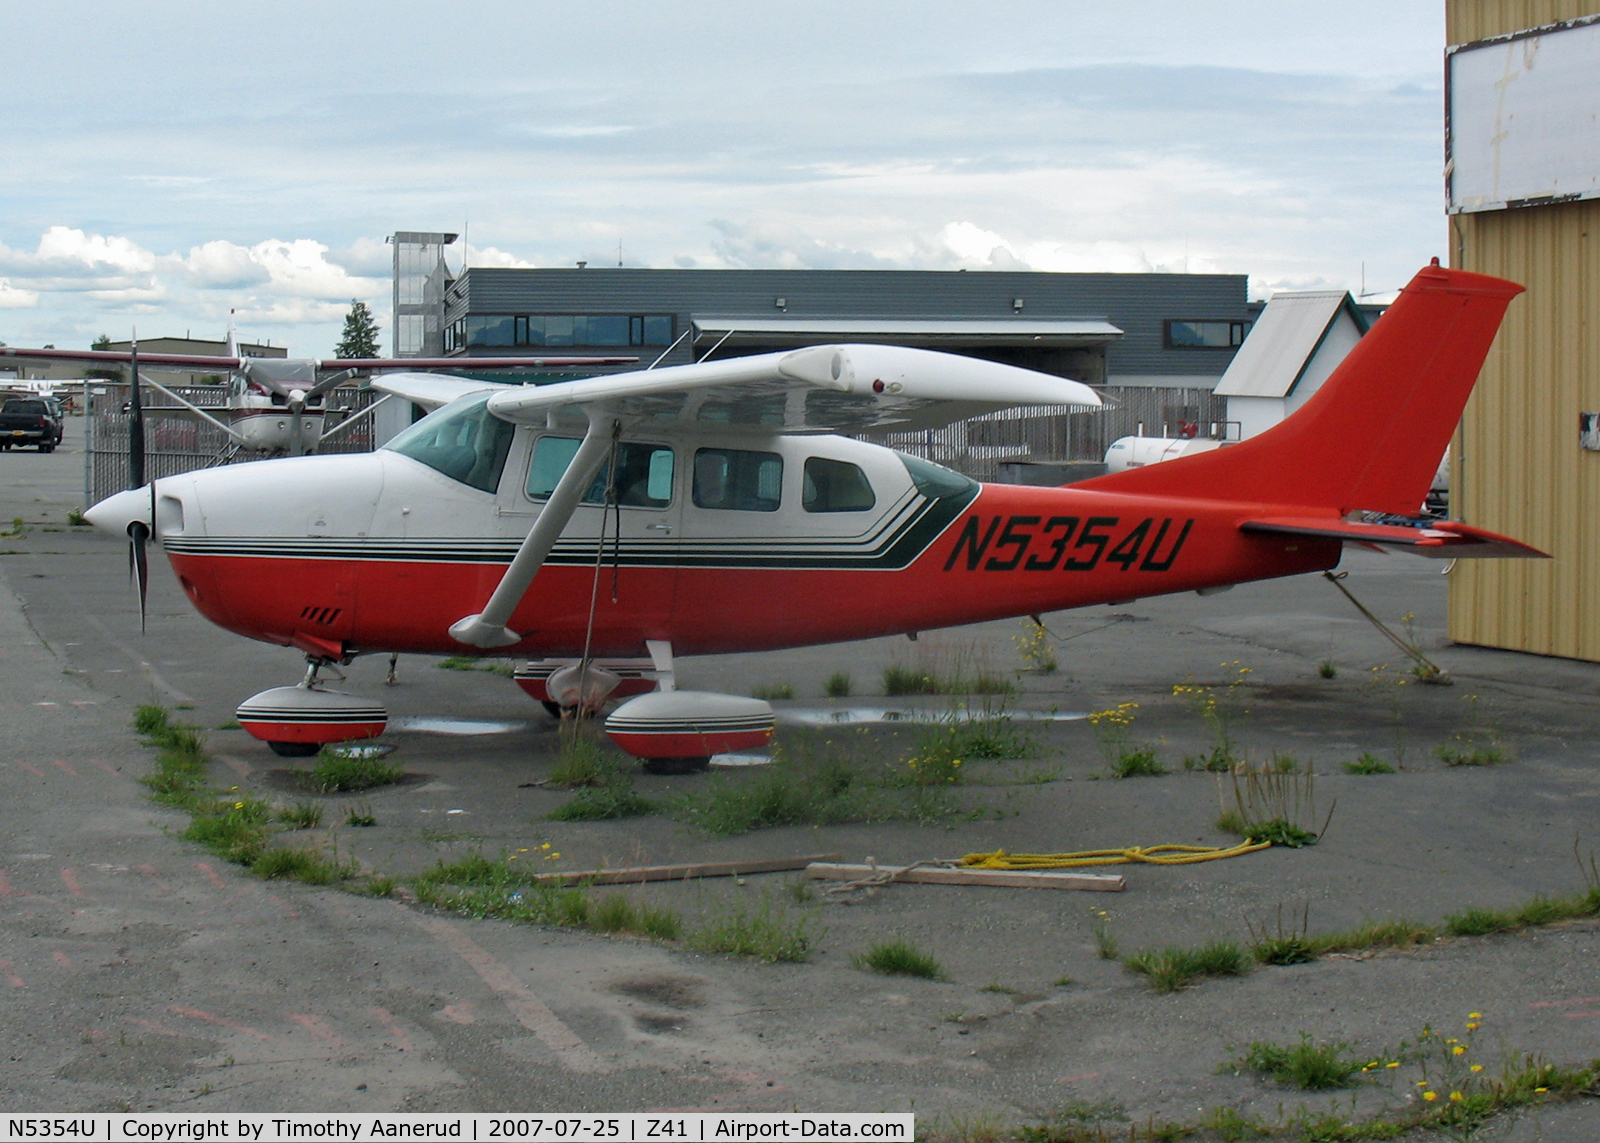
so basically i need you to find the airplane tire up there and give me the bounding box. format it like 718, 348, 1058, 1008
541, 701, 563, 719
640, 755, 712, 775
267, 740, 321, 758
40, 444, 54, 453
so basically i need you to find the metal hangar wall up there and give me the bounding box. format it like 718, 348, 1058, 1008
1446, 1, 1600, 661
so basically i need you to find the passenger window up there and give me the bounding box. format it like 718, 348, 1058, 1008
693, 448, 783, 512
803, 457, 876, 513
526, 436, 675, 507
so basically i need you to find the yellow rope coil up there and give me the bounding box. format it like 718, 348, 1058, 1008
960, 840, 1272, 869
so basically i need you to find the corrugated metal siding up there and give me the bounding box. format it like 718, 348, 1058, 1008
452, 268, 1249, 377
1448, 195, 1600, 659
1446, 0, 1600, 661
1448, 0, 1599, 41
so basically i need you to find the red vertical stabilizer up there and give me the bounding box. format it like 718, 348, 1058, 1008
1075, 264, 1523, 515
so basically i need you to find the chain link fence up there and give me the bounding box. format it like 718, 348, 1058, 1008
82, 382, 386, 506
869, 385, 1229, 483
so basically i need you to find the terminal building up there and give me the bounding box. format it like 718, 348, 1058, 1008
389, 232, 1256, 477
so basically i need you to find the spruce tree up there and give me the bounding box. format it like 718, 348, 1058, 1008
334, 300, 380, 359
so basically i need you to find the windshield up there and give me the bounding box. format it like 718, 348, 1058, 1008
897, 452, 977, 498
382, 392, 516, 493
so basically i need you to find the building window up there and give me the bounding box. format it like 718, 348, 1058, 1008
1165, 320, 1248, 348
462, 313, 675, 349
693, 448, 783, 512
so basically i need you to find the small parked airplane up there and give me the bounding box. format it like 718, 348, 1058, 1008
81, 264, 1542, 769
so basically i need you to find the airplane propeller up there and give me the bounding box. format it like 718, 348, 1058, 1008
126, 336, 154, 631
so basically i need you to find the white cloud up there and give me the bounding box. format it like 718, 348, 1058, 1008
0, 280, 39, 308
177, 240, 272, 289
466, 245, 539, 269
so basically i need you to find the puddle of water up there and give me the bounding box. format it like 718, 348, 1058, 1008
392, 716, 528, 736
325, 742, 396, 760
710, 753, 774, 767
779, 706, 1086, 727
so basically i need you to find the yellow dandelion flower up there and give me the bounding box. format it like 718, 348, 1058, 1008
1452, 1045, 1466, 1056
233, 801, 244, 810
1468, 1012, 1481, 1019
540, 842, 551, 849
1422, 1091, 1437, 1102
1417, 1081, 1430, 1088
1535, 1087, 1548, 1093
1466, 1021, 1480, 1031
1386, 1062, 1400, 1069
517, 848, 528, 853
1470, 1065, 1483, 1073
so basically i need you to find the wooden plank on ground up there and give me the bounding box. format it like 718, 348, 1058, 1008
804, 862, 1125, 892
532, 853, 841, 887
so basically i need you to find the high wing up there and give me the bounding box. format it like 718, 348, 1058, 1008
483, 343, 1102, 434
368, 372, 508, 413
444, 344, 1100, 648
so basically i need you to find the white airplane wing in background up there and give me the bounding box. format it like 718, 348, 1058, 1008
367, 372, 508, 413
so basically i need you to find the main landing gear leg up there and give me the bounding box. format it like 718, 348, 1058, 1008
385, 653, 400, 687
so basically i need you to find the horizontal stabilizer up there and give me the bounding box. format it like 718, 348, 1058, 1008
1240, 517, 1547, 559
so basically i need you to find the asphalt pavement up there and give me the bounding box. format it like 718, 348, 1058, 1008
1, 435, 1596, 1138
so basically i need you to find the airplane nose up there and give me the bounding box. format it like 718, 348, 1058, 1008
84, 487, 152, 538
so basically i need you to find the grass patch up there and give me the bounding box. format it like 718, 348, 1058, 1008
688, 893, 819, 962
1227, 1034, 1365, 1090
548, 782, 657, 821
1435, 743, 1506, 767
412, 853, 685, 941
673, 733, 921, 835
305, 750, 404, 793
1318, 659, 1337, 679
1124, 941, 1249, 992
921, 715, 1036, 762
278, 801, 323, 829
345, 803, 377, 827
252, 846, 355, 885
1343, 753, 1396, 775
851, 939, 947, 980
1110, 748, 1165, 778
882, 663, 1015, 698
1443, 892, 1600, 937
435, 655, 515, 677
182, 799, 271, 864
359, 876, 395, 897
1310, 918, 1436, 955
823, 671, 851, 698
66, 507, 90, 527
547, 731, 611, 788
750, 682, 795, 701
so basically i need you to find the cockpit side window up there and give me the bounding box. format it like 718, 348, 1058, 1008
381, 392, 516, 493
802, 457, 876, 512
527, 436, 675, 507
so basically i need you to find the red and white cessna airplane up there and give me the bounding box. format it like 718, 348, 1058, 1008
80, 264, 1542, 768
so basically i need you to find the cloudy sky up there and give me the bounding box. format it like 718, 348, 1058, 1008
1, 1, 1447, 357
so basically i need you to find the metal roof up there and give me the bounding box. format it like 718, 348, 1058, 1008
1213, 291, 1367, 399
691, 315, 1123, 346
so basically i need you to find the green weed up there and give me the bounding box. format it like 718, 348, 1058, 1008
750, 682, 796, 701
1217, 762, 1328, 848
1111, 749, 1165, 778
1318, 659, 1338, 679
1123, 941, 1248, 992
251, 846, 354, 885
883, 664, 942, 695
182, 799, 271, 865
547, 731, 611, 788
852, 939, 947, 980
66, 507, 90, 527
673, 736, 901, 835
306, 751, 404, 793
1343, 753, 1396, 775
689, 894, 819, 962
345, 803, 377, 827
1228, 1034, 1366, 1090
278, 801, 323, 829
823, 671, 852, 698
548, 782, 657, 821
1435, 743, 1506, 767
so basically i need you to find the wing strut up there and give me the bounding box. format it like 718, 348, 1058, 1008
448, 410, 622, 649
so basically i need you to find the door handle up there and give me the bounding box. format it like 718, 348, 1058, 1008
645, 523, 673, 534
